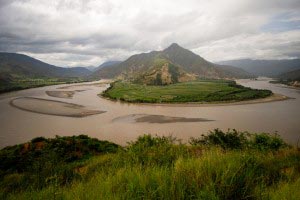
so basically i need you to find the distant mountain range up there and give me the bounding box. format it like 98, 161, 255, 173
217, 59, 300, 77
0, 52, 92, 79
2, 47, 300, 87
92, 43, 253, 84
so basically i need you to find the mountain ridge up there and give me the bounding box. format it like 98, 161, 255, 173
92, 43, 253, 83
278, 68, 300, 81
217, 59, 300, 77
0, 52, 92, 78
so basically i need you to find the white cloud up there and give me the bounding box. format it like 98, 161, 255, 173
0, 0, 300, 66
194, 30, 300, 61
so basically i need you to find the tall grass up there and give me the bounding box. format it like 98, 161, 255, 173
1, 130, 300, 200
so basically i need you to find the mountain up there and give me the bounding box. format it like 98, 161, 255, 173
85, 61, 122, 72
133, 58, 196, 85
98, 61, 122, 69
217, 59, 300, 77
0, 52, 92, 78
85, 65, 98, 71
278, 69, 300, 81
92, 43, 253, 84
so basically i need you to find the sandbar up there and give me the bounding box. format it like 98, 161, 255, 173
10, 97, 105, 117
112, 114, 213, 124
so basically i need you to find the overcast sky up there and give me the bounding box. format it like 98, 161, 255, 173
0, 0, 300, 67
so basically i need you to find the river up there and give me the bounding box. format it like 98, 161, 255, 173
0, 78, 299, 148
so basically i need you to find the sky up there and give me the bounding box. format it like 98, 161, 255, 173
0, 0, 300, 67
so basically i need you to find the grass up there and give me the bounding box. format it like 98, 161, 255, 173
0, 77, 87, 94
102, 80, 272, 103
1, 130, 299, 199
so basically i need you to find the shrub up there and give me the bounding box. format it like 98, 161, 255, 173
124, 135, 185, 166
190, 129, 288, 151
190, 129, 248, 149
31, 137, 47, 143
251, 133, 287, 151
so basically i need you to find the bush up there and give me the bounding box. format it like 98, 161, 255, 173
251, 133, 287, 151
31, 137, 47, 143
0, 135, 120, 193
124, 134, 186, 166
1, 132, 297, 199
190, 129, 248, 149
190, 129, 288, 151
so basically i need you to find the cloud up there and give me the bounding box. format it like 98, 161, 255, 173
0, 0, 300, 67
194, 30, 300, 61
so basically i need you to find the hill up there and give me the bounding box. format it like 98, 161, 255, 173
1, 131, 299, 199
0, 52, 93, 93
0, 52, 92, 78
271, 69, 300, 87
86, 61, 122, 72
217, 59, 300, 77
92, 44, 253, 84
278, 69, 300, 81
97, 60, 122, 70
85, 65, 98, 71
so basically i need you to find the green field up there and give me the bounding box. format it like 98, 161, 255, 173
0, 77, 86, 94
102, 80, 272, 103
1, 130, 300, 200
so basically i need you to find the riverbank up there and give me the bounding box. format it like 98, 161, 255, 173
131, 93, 290, 107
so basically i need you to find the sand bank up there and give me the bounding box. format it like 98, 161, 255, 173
10, 97, 105, 117
112, 114, 213, 124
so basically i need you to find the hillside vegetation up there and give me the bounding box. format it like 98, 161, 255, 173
102, 80, 272, 103
1, 130, 299, 199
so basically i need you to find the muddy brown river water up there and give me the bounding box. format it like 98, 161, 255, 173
0, 78, 299, 148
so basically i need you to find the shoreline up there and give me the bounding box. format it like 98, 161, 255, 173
100, 93, 290, 107
0, 80, 90, 95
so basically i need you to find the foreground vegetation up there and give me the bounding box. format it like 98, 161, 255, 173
1, 130, 299, 199
0, 77, 87, 94
102, 80, 272, 103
